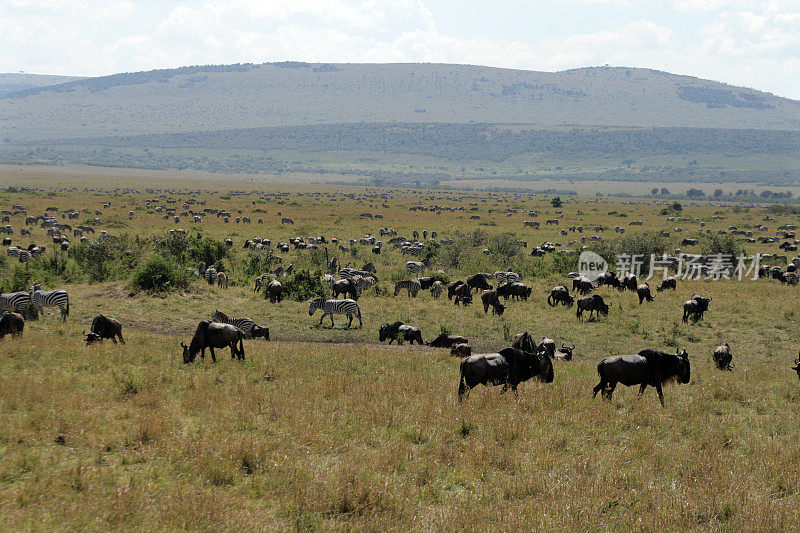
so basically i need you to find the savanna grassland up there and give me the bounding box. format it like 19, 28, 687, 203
2, 166, 800, 530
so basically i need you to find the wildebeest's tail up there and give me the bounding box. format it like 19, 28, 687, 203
238, 332, 245, 360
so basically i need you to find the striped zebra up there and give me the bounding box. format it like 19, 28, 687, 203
216, 272, 229, 289
254, 273, 270, 292
405, 260, 429, 275
430, 280, 443, 299
211, 310, 269, 339
309, 298, 362, 328
351, 275, 377, 293
29, 285, 69, 321
204, 267, 218, 285
495, 271, 523, 284
338, 268, 373, 280
394, 279, 422, 297
0, 291, 31, 314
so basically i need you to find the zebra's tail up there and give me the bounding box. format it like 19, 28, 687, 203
65, 298, 70, 318
238, 334, 245, 360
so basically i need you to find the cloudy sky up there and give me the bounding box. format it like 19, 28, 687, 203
2, 0, 800, 98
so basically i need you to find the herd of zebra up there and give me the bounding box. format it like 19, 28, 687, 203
0, 284, 70, 321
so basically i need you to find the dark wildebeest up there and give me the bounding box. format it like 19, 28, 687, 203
683, 293, 711, 323
480, 290, 505, 315
792, 352, 800, 381
84, 314, 125, 345
450, 343, 472, 357
0, 311, 24, 339
622, 273, 638, 292
378, 321, 424, 345
428, 333, 469, 348
511, 331, 537, 353
576, 294, 611, 321
181, 320, 244, 363
457, 345, 554, 400
453, 283, 473, 306
597, 271, 621, 289
266, 279, 283, 303
447, 280, 465, 300
554, 344, 575, 361
332, 278, 358, 300
593, 347, 690, 406
713, 343, 734, 370
417, 276, 437, 290
466, 273, 492, 293
656, 277, 677, 291
548, 285, 574, 307
537, 337, 556, 359
497, 282, 531, 301
636, 283, 654, 304
572, 276, 594, 295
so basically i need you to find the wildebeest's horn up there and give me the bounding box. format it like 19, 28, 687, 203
82, 330, 87, 336
794, 357, 799, 366
180, 341, 187, 348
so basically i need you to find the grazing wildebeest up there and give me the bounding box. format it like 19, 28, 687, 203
656, 277, 677, 291
593, 347, 690, 406
683, 293, 711, 323
0, 311, 24, 339
576, 294, 611, 321
548, 285, 574, 307
622, 273, 638, 292
636, 283, 654, 304
713, 343, 734, 370
181, 320, 245, 363
792, 352, 800, 381
466, 273, 492, 292
378, 321, 424, 345
84, 314, 125, 345
573, 276, 594, 295
480, 290, 505, 315
332, 278, 358, 300
450, 343, 472, 357
267, 279, 283, 303
428, 333, 469, 348
447, 280, 465, 300
417, 276, 437, 290
497, 282, 532, 301
453, 283, 473, 306
597, 271, 621, 289
457, 346, 554, 401
511, 331, 537, 353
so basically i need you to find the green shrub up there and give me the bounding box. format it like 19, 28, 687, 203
283, 270, 326, 302
241, 251, 278, 277
188, 233, 229, 269
591, 234, 668, 276
702, 234, 745, 258
131, 255, 190, 293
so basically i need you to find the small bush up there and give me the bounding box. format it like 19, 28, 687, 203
283, 270, 326, 302
188, 234, 229, 269
131, 255, 190, 293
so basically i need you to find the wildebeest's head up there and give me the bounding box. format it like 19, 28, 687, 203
181, 341, 193, 364
512, 331, 536, 353
792, 352, 800, 381
251, 325, 270, 341
83, 330, 101, 346
378, 323, 390, 342
675, 347, 690, 383
597, 299, 611, 317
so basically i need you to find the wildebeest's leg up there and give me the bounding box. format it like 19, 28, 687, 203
209, 347, 216, 363
655, 383, 665, 407
603, 382, 616, 401
500, 383, 509, 394
592, 380, 606, 398
118, 332, 125, 344
638, 384, 647, 395
512, 384, 518, 399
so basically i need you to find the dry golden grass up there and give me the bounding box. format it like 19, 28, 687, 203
1, 167, 800, 529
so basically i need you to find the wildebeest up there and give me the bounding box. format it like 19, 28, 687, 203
84, 314, 124, 345
428, 333, 469, 348
457, 346, 554, 401
447, 280, 465, 300
480, 289, 505, 315
576, 294, 611, 321
792, 352, 800, 381
572, 276, 594, 295
181, 320, 245, 363
622, 273, 638, 292
332, 278, 358, 300
593, 347, 690, 406
267, 279, 283, 303
656, 277, 677, 291
466, 273, 492, 292
450, 343, 472, 357
497, 282, 531, 301
554, 344, 575, 361
0, 311, 24, 339
596, 271, 621, 289
378, 321, 424, 345
713, 343, 734, 370
417, 276, 437, 290
453, 283, 473, 306
636, 283, 654, 304
547, 285, 574, 307
683, 293, 711, 323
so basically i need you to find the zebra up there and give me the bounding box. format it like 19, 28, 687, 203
338, 268, 374, 280
254, 273, 270, 292
204, 267, 218, 285
352, 275, 377, 293
29, 285, 69, 321
211, 310, 269, 340
309, 298, 362, 328
394, 279, 422, 297
0, 291, 31, 314
216, 272, 229, 289
495, 271, 523, 284
430, 280, 443, 299
405, 260, 429, 275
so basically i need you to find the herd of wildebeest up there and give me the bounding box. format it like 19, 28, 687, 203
2, 187, 800, 407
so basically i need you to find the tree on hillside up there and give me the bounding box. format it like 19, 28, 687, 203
551, 196, 563, 208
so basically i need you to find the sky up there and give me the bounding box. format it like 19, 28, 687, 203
2, 0, 800, 99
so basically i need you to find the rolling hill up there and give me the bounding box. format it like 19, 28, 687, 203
0, 73, 84, 97
2, 62, 800, 188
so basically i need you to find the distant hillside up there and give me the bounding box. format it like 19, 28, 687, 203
2, 63, 800, 141
0, 73, 84, 97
